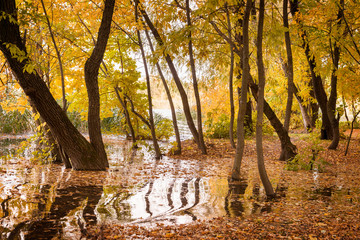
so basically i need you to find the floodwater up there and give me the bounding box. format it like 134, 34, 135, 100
0, 134, 357, 239
0, 135, 270, 239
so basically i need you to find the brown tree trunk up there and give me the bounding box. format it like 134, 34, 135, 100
256, 0, 275, 197
209, 1, 296, 162
136, 28, 162, 159
114, 87, 137, 147
231, 0, 252, 181
144, 30, 182, 155
0, 0, 105, 170
84, 0, 115, 168
139, 2, 203, 152
327, 0, 343, 149
40, 0, 67, 111
289, 0, 333, 140
249, 77, 297, 161
226, 4, 236, 149
186, 0, 207, 154
283, 0, 294, 132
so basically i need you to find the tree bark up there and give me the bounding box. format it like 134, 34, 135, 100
280, 57, 313, 131
283, 0, 294, 132
289, 0, 333, 140
327, 0, 343, 150
139, 2, 204, 152
144, 29, 182, 155
186, 0, 207, 154
249, 77, 297, 161
40, 0, 67, 111
226, 4, 236, 149
84, 0, 115, 168
114, 87, 137, 147
231, 0, 252, 181
209, 1, 296, 162
256, 0, 275, 197
0, 0, 105, 170
136, 28, 162, 159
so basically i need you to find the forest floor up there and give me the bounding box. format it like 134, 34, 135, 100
86, 130, 360, 239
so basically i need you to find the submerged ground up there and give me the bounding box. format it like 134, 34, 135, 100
0, 131, 359, 239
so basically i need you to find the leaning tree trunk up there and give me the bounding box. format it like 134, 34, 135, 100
84, 0, 115, 168
139, 2, 203, 152
144, 29, 182, 155
0, 0, 105, 170
256, 0, 275, 197
289, 0, 333, 140
114, 87, 137, 147
136, 28, 162, 159
327, 0, 343, 150
40, 0, 67, 111
249, 77, 297, 161
186, 0, 207, 154
231, 0, 252, 181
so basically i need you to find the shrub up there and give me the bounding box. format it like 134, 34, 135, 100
0, 108, 32, 134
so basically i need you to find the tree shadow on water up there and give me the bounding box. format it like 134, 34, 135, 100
7, 172, 105, 240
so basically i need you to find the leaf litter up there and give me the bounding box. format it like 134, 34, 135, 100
0, 134, 359, 239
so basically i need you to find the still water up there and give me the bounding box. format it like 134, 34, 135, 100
0, 135, 270, 239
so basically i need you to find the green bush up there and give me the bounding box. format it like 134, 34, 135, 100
286, 122, 330, 172
0, 108, 32, 134
205, 114, 234, 139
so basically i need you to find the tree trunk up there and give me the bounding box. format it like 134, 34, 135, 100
40, 0, 67, 111
256, 0, 275, 197
209, 0, 296, 162
226, 4, 236, 149
136, 28, 162, 159
114, 87, 137, 147
0, 0, 105, 170
245, 97, 253, 134
289, 0, 333, 140
231, 0, 252, 181
327, 0, 343, 150
309, 85, 319, 127
186, 0, 207, 154
84, 0, 115, 168
144, 29, 182, 155
283, 0, 294, 132
249, 77, 297, 161
139, 3, 203, 152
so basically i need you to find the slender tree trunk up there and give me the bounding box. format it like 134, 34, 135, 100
40, 0, 67, 111
245, 97, 253, 134
144, 29, 181, 155
114, 87, 137, 147
226, 4, 236, 149
135, 2, 161, 159
84, 0, 115, 168
136, 29, 162, 159
345, 110, 360, 156
186, 0, 207, 154
0, 0, 105, 170
309, 86, 319, 127
327, 0, 343, 150
40, 0, 71, 167
231, 0, 252, 181
283, 0, 294, 132
289, 0, 333, 140
139, 3, 203, 152
206, 1, 297, 161
256, 0, 275, 197
249, 77, 297, 161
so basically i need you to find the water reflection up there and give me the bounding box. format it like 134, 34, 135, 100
1, 136, 275, 239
